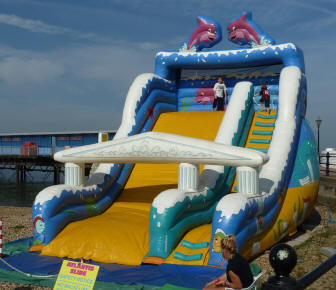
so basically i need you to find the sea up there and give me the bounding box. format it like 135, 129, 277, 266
0, 169, 62, 207
0, 182, 50, 207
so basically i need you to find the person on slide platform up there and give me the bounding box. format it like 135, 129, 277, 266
255, 84, 271, 115
213, 77, 228, 111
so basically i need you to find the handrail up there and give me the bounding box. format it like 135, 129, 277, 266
262, 244, 336, 290
0, 146, 77, 156
319, 152, 336, 176
298, 254, 336, 288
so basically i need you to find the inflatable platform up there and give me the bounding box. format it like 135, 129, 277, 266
30, 11, 319, 273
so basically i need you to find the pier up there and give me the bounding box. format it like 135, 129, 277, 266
0, 130, 116, 184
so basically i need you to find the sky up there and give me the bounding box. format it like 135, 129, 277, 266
0, 0, 335, 150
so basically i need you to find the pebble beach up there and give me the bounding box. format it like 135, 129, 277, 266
0, 204, 335, 290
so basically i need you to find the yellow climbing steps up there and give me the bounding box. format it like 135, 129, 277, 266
165, 224, 212, 266
231, 110, 276, 192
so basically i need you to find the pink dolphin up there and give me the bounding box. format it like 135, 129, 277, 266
187, 17, 217, 50
228, 13, 260, 45
195, 88, 215, 105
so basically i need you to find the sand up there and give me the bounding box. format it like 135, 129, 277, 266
0, 204, 335, 290
0, 206, 49, 289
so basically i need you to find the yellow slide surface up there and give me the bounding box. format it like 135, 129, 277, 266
41, 111, 224, 265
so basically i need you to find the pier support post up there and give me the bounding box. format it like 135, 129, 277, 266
53, 165, 61, 185
20, 165, 24, 183
23, 165, 26, 182
16, 165, 20, 185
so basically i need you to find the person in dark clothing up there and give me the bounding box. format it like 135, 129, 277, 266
203, 235, 254, 289
213, 77, 228, 111
255, 84, 271, 115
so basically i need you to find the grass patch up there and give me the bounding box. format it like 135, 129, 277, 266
10, 225, 25, 230
319, 226, 333, 238
294, 226, 335, 251
294, 236, 313, 250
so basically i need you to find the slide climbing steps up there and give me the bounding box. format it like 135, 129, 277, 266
165, 110, 277, 265
232, 110, 276, 193
164, 224, 212, 266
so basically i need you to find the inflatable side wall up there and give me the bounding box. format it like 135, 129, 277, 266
209, 67, 319, 266
32, 74, 177, 245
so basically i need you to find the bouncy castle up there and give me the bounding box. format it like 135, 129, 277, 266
26, 11, 318, 287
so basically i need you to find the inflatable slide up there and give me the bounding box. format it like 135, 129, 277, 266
31, 12, 319, 272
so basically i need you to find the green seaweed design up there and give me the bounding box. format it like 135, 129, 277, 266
85, 197, 100, 217
293, 195, 303, 225
60, 209, 78, 216
59, 198, 100, 217
32, 238, 42, 246
272, 219, 288, 241
273, 195, 305, 241
180, 95, 195, 111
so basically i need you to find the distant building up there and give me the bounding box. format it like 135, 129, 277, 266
0, 130, 116, 156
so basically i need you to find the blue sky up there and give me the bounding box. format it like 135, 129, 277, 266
0, 0, 335, 150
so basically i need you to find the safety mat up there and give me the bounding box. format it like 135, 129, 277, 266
1, 240, 222, 289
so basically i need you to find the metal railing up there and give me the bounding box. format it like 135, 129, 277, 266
262, 244, 336, 289
298, 253, 336, 288
0, 146, 73, 157
319, 152, 336, 176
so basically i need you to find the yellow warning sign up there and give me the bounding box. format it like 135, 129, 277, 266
54, 260, 99, 290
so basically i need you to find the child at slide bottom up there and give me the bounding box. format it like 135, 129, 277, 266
203, 235, 254, 290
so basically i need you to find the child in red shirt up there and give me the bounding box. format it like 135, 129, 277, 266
255, 84, 271, 115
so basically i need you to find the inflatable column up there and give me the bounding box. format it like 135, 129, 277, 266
178, 163, 199, 191
236, 166, 259, 195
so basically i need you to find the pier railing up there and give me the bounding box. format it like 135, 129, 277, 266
0, 146, 72, 157
319, 152, 336, 176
